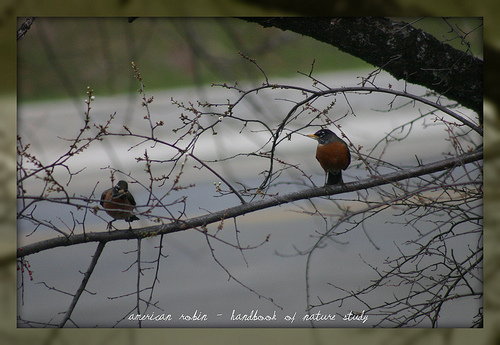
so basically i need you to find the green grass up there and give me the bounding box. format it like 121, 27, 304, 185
17, 18, 370, 102
18, 17, 481, 102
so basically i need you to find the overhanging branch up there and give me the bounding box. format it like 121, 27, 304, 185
242, 17, 483, 115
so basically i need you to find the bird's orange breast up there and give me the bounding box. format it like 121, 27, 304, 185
101, 190, 135, 219
316, 141, 350, 172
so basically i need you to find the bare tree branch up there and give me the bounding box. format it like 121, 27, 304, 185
17, 148, 482, 259
17, 17, 37, 41
58, 241, 106, 327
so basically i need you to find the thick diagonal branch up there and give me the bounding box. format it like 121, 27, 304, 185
17, 149, 482, 259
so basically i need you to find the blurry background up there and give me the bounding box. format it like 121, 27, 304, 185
2, 0, 500, 344
15, 16, 483, 328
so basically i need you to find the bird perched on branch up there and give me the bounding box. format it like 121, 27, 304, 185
100, 180, 139, 230
308, 128, 351, 185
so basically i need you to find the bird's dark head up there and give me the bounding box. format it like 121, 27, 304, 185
116, 180, 129, 191
307, 128, 338, 145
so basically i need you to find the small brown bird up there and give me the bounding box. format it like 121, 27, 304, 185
100, 180, 139, 230
308, 128, 351, 185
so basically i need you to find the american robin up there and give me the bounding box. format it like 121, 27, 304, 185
100, 180, 139, 230
307, 128, 351, 185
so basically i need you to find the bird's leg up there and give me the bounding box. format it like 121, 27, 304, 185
107, 219, 117, 232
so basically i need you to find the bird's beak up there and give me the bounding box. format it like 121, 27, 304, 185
307, 134, 319, 139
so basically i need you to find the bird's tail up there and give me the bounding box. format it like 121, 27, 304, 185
327, 171, 343, 185
127, 215, 140, 222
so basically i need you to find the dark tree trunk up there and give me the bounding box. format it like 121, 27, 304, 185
243, 17, 483, 117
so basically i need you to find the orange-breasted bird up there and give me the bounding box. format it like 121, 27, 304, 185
100, 180, 139, 230
308, 128, 351, 185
